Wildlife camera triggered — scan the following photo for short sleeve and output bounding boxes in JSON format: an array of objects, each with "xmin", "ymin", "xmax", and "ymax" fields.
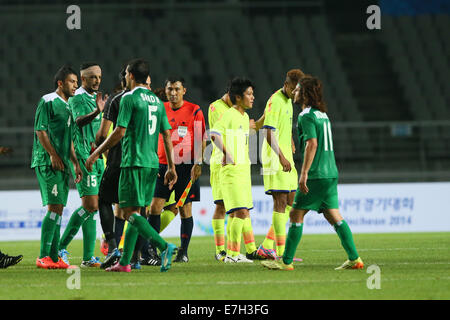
[
  {"xmin": 103, "ymin": 93, "xmax": 118, "ymax": 122},
  {"xmin": 34, "ymin": 98, "xmax": 50, "ymax": 131},
  {"xmin": 300, "ymin": 113, "xmax": 317, "ymax": 141},
  {"xmin": 117, "ymin": 95, "xmax": 133, "ymax": 128},
  {"xmin": 211, "ymin": 111, "xmax": 227, "ymax": 137},
  {"xmin": 159, "ymin": 102, "xmax": 172, "ymax": 132},
  {"xmin": 69, "ymin": 95, "xmax": 90, "ymax": 121},
  {"xmin": 262, "ymin": 95, "xmax": 280, "ymax": 130},
  {"xmin": 194, "ymin": 107, "xmax": 206, "ymax": 138}
]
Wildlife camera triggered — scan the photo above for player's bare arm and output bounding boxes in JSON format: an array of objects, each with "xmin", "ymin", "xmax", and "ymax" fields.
[
  {"xmin": 95, "ymin": 117, "xmax": 113, "ymax": 159},
  {"xmin": 35, "ymin": 130, "xmax": 64, "ymax": 171},
  {"xmin": 210, "ymin": 133, "xmax": 234, "ymax": 166},
  {"xmin": 162, "ymin": 129, "xmax": 178, "ymax": 189},
  {"xmin": 75, "ymin": 92, "xmax": 109, "ymax": 128},
  {"xmin": 265, "ymin": 128, "xmax": 291, "ymax": 172},
  {"xmin": 70, "ymin": 142, "xmax": 82, "ymax": 183},
  {"xmin": 299, "ymin": 138, "xmax": 318, "ymax": 194},
  {"xmin": 86, "ymin": 126, "xmax": 125, "ymax": 172}
]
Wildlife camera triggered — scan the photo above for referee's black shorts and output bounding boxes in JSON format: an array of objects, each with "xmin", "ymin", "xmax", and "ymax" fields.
[
  {"xmin": 153, "ymin": 163, "xmax": 200, "ymax": 205},
  {"xmin": 98, "ymin": 165, "xmax": 121, "ymax": 204}
]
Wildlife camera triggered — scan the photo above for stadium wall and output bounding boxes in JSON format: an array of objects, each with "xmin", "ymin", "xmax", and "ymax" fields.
[{"xmin": 1, "ymin": 182, "xmax": 449, "ymax": 241}]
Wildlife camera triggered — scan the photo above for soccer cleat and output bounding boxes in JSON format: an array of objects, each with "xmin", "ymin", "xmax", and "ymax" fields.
[
  {"xmin": 101, "ymin": 248, "xmax": 121, "ymax": 269},
  {"xmin": 277, "ymin": 255, "xmax": 303, "ymax": 262},
  {"xmin": 0, "ymin": 253, "xmax": 23, "ymax": 269},
  {"xmin": 105, "ymin": 262, "xmax": 131, "ymax": 273},
  {"xmin": 261, "ymin": 260, "xmax": 294, "ymax": 271},
  {"xmin": 246, "ymin": 250, "xmax": 267, "ymax": 260},
  {"xmin": 140, "ymin": 246, "xmax": 161, "ymax": 266},
  {"xmin": 81, "ymin": 256, "xmax": 102, "ymax": 268},
  {"xmin": 335, "ymin": 257, "xmax": 364, "ymax": 270},
  {"xmin": 100, "ymin": 234, "xmax": 109, "ymax": 256},
  {"xmin": 256, "ymin": 244, "xmax": 277, "ymax": 260},
  {"xmin": 58, "ymin": 249, "xmax": 70, "ymax": 265},
  {"xmin": 36, "ymin": 256, "xmax": 58, "ymax": 269},
  {"xmin": 224, "ymin": 254, "xmax": 254, "ymax": 263},
  {"xmin": 215, "ymin": 250, "xmax": 227, "ymax": 262},
  {"xmin": 160, "ymin": 243, "xmax": 177, "ymax": 272},
  {"xmin": 173, "ymin": 247, "xmax": 189, "ymax": 263},
  {"xmin": 55, "ymin": 257, "xmax": 69, "ymax": 269},
  {"xmin": 130, "ymin": 261, "xmax": 141, "ymax": 270}
]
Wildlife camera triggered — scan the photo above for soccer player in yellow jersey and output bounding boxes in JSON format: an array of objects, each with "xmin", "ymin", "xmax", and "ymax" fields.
[
  {"xmin": 258, "ymin": 69, "xmax": 305, "ymax": 259},
  {"xmin": 211, "ymin": 77, "xmax": 260, "ymax": 263}
]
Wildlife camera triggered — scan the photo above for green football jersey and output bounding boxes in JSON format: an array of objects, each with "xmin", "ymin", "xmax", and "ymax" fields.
[
  {"xmin": 117, "ymin": 86, "xmax": 171, "ymax": 168},
  {"xmin": 261, "ymin": 89, "xmax": 294, "ymax": 167},
  {"xmin": 31, "ymin": 92, "xmax": 73, "ymax": 169},
  {"xmin": 208, "ymin": 98, "xmax": 231, "ymax": 165},
  {"xmin": 297, "ymin": 107, "xmax": 338, "ymax": 179},
  {"xmin": 69, "ymin": 87, "xmax": 102, "ymax": 160}
]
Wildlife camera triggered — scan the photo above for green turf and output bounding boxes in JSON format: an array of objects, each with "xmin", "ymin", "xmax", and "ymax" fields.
[{"xmin": 0, "ymin": 232, "xmax": 449, "ymax": 300}]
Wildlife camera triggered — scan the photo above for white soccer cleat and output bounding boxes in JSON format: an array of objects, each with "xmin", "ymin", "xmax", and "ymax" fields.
[{"xmin": 224, "ymin": 254, "xmax": 254, "ymax": 263}]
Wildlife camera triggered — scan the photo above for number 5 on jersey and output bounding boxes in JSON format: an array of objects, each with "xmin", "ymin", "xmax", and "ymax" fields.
[{"xmin": 148, "ymin": 104, "xmax": 158, "ymax": 135}]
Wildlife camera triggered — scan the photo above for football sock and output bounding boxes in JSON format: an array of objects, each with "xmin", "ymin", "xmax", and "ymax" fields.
[
  {"xmin": 283, "ymin": 222, "xmax": 303, "ymax": 265},
  {"xmin": 128, "ymin": 213, "xmax": 167, "ymax": 253},
  {"xmin": 242, "ymin": 217, "xmax": 257, "ymax": 254},
  {"xmin": 114, "ymin": 216, "xmax": 125, "ymax": 247},
  {"xmin": 160, "ymin": 209, "xmax": 176, "ymax": 232},
  {"xmin": 98, "ymin": 199, "xmax": 116, "ymax": 250},
  {"xmin": 81, "ymin": 211, "xmax": 97, "ymax": 261},
  {"xmin": 59, "ymin": 206, "xmax": 89, "ymax": 250},
  {"xmin": 148, "ymin": 214, "xmax": 161, "ymax": 234},
  {"xmin": 119, "ymin": 223, "xmax": 139, "ymax": 266},
  {"xmin": 273, "ymin": 211, "xmax": 287, "ymax": 256},
  {"xmin": 334, "ymin": 220, "xmax": 359, "ymax": 261},
  {"xmin": 228, "ymin": 217, "xmax": 244, "ymax": 257},
  {"xmin": 212, "ymin": 218, "xmax": 225, "ymax": 254},
  {"xmin": 40, "ymin": 211, "xmax": 58, "ymax": 258},
  {"xmin": 49, "ymin": 215, "xmax": 62, "ymax": 262},
  {"xmin": 226, "ymin": 216, "xmax": 234, "ymax": 255},
  {"xmin": 262, "ymin": 225, "xmax": 275, "ymax": 249},
  {"xmin": 180, "ymin": 216, "xmax": 193, "ymax": 254}
]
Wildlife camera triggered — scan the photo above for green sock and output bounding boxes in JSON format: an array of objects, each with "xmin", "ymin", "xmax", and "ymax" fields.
[
  {"xmin": 282, "ymin": 222, "xmax": 303, "ymax": 265},
  {"xmin": 160, "ymin": 209, "xmax": 176, "ymax": 232},
  {"xmin": 49, "ymin": 215, "xmax": 62, "ymax": 262},
  {"xmin": 40, "ymin": 211, "xmax": 58, "ymax": 258},
  {"xmin": 212, "ymin": 218, "xmax": 225, "ymax": 254},
  {"xmin": 334, "ymin": 220, "xmax": 359, "ymax": 261},
  {"xmin": 119, "ymin": 224, "xmax": 139, "ymax": 266},
  {"xmin": 59, "ymin": 206, "xmax": 89, "ymax": 250},
  {"xmin": 128, "ymin": 213, "xmax": 167, "ymax": 253},
  {"xmin": 82, "ymin": 211, "xmax": 97, "ymax": 261}
]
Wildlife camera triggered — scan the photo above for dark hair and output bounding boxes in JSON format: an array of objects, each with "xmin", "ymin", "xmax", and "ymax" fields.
[
  {"xmin": 286, "ymin": 69, "xmax": 305, "ymax": 84},
  {"xmin": 299, "ymin": 76, "xmax": 327, "ymax": 113},
  {"xmin": 53, "ymin": 64, "xmax": 77, "ymax": 89},
  {"xmin": 153, "ymin": 87, "xmax": 168, "ymax": 102},
  {"xmin": 228, "ymin": 77, "xmax": 254, "ymax": 104},
  {"xmin": 119, "ymin": 66, "xmax": 127, "ymax": 88},
  {"xmin": 164, "ymin": 76, "xmax": 186, "ymax": 87},
  {"xmin": 80, "ymin": 62, "xmax": 100, "ymax": 71},
  {"xmin": 127, "ymin": 58, "xmax": 149, "ymax": 84}
]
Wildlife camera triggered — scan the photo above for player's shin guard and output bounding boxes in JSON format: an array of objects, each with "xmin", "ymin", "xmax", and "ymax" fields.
[
  {"xmin": 49, "ymin": 215, "xmax": 62, "ymax": 262},
  {"xmin": 262, "ymin": 225, "xmax": 275, "ymax": 250},
  {"xmin": 283, "ymin": 222, "xmax": 303, "ymax": 265},
  {"xmin": 334, "ymin": 220, "xmax": 359, "ymax": 261},
  {"xmin": 119, "ymin": 223, "xmax": 139, "ymax": 266},
  {"xmin": 59, "ymin": 206, "xmax": 89, "ymax": 250},
  {"xmin": 212, "ymin": 218, "xmax": 225, "ymax": 254},
  {"xmin": 82, "ymin": 211, "xmax": 98, "ymax": 261},
  {"xmin": 242, "ymin": 218, "xmax": 256, "ymax": 254},
  {"xmin": 228, "ymin": 217, "xmax": 244, "ymax": 257},
  {"xmin": 99, "ymin": 199, "xmax": 116, "ymax": 250},
  {"xmin": 180, "ymin": 216, "xmax": 193, "ymax": 254},
  {"xmin": 129, "ymin": 213, "xmax": 167, "ymax": 253},
  {"xmin": 273, "ymin": 211, "xmax": 287, "ymax": 256},
  {"xmin": 40, "ymin": 211, "xmax": 58, "ymax": 258}
]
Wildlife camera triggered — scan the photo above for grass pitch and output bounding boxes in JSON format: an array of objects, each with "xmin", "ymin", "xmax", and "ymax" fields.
[{"xmin": 0, "ymin": 232, "xmax": 449, "ymax": 300}]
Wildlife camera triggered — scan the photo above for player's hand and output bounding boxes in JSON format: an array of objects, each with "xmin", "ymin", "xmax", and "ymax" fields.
[
  {"xmin": 50, "ymin": 154, "xmax": 65, "ymax": 171},
  {"xmin": 191, "ymin": 164, "xmax": 202, "ymax": 182},
  {"xmin": 222, "ymin": 153, "xmax": 235, "ymax": 166},
  {"xmin": 74, "ymin": 163, "xmax": 83, "ymax": 184},
  {"xmin": 279, "ymin": 154, "xmax": 291, "ymax": 172},
  {"xmin": 85, "ymin": 154, "xmax": 98, "ymax": 172},
  {"xmin": 95, "ymin": 92, "xmax": 109, "ymax": 113},
  {"xmin": 299, "ymin": 172, "xmax": 309, "ymax": 194},
  {"xmin": 0, "ymin": 146, "xmax": 12, "ymax": 155},
  {"xmin": 249, "ymin": 119, "xmax": 256, "ymax": 130},
  {"xmin": 164, "ymin": 166, "xmax": 178, "ymax": 190}
]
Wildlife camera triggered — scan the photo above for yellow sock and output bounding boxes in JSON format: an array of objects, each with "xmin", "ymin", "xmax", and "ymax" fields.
[
  {"xmin": 226, "ymin": 216, "xmax": 234, "ymax": 256},
  {"xmin": 242, "ymin": 217, "xmax": 256, "ymax": 254},
  {"xmin": 273, "ymin": 211, "xmax": 287, "ymax": 257},
  {"xmin": 228, "ymin": 217, "xmax": 244, "ymax": 257},
  {"xmin": 262, "ymin": 225, "xmax": 275, "ymax": 249},
  {"xmin": 118, "ymin": 221, "xmax": 128, "ymax": 251},
  {"xmin": 160, "ymin": 209, "xmax": 176, "ymax": 232},
  {"xmin": 212, "ymin": 218, "xmax": 225, "ymax": 254}
]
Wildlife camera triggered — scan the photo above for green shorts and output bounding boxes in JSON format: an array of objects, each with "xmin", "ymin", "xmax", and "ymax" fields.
[
  {"xmin": 35, "ymin": 166, "xmax": 70, "ymax": 206},
  {"xmin": 72, "ymin": 158, "xmax": 104, "ymax": 198},
  {"xmin": 118, "ymin": 167, "xmax": 158, "ymax": 208},
  {"xmin": 210, "ymin": 163, "xmax": 223, "ymax": 203},
  {"xmin": 293, "ymin": 178, "xmax": 339, "ymax": 212},
  {"xmin": 220, "ymin": 164, "xmax": 253, "ymax": 214}
]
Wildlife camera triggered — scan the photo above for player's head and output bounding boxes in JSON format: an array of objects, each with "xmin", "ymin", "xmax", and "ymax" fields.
[
  {"xmin": 80, "ymin": 62, "xmax": 101, "ymax": 93},
  {"xmin": 293, "ymin": 75, "xmax": 327, "ymax": 113},
  {"xmin": 165, "ymin": 76, "xmax": 186, "ymax": 107},
  {"xmin": 154, "ymin": 87, "xmax": 168, "ymax": 102},
  {"xmin": 125, "ymin": 58, "xmax": 150, "ymax": 89},
  {"xmin": 284, "ymin": 69, "xmax": 305, "ymax": 100},
  {"xmin": 119, "ymin": 66, "xmax": 127, "ymax": 90},
  {"xmin": 228, "ymin": 77, "xmax": 255, "ymax": 110},
  {"xmin": 54, "ymin": 64, "xmax": 78, "ymax": 99}
]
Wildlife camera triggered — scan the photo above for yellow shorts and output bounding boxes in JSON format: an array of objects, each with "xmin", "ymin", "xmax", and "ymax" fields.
[
  {"xmin": 262, "ymin": 164, "xmax": 298, "ymax": 195},
  {"xmin": 220, "ymin": 164, "xmax": 253, "ymax": 214},
  {"xmin": 210, "ymin": 163, "xmax": 223, "ymax": 203}
]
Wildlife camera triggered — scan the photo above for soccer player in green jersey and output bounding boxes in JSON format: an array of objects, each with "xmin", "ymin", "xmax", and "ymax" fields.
[
  {"xmin": 262, "ymin": 76, "xmax": 364, "ymax": 271},
  {"xmin": 86, "ymin": 58, "xmax": 178, "ymax": 272},
  {"xmin": 58, "ymin": 62, "xmax": 108, "ymax": 268},
  {"xmin": 32, "ymin": 65, "xmax": 83, "ymax": 269},
  {"xmin": 211, "ymin": 77, "xmax": 260, "ymax": 263},
  {"xmin": 258, "ymin": 69, "xmax": 304, "ymax": 260}
]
